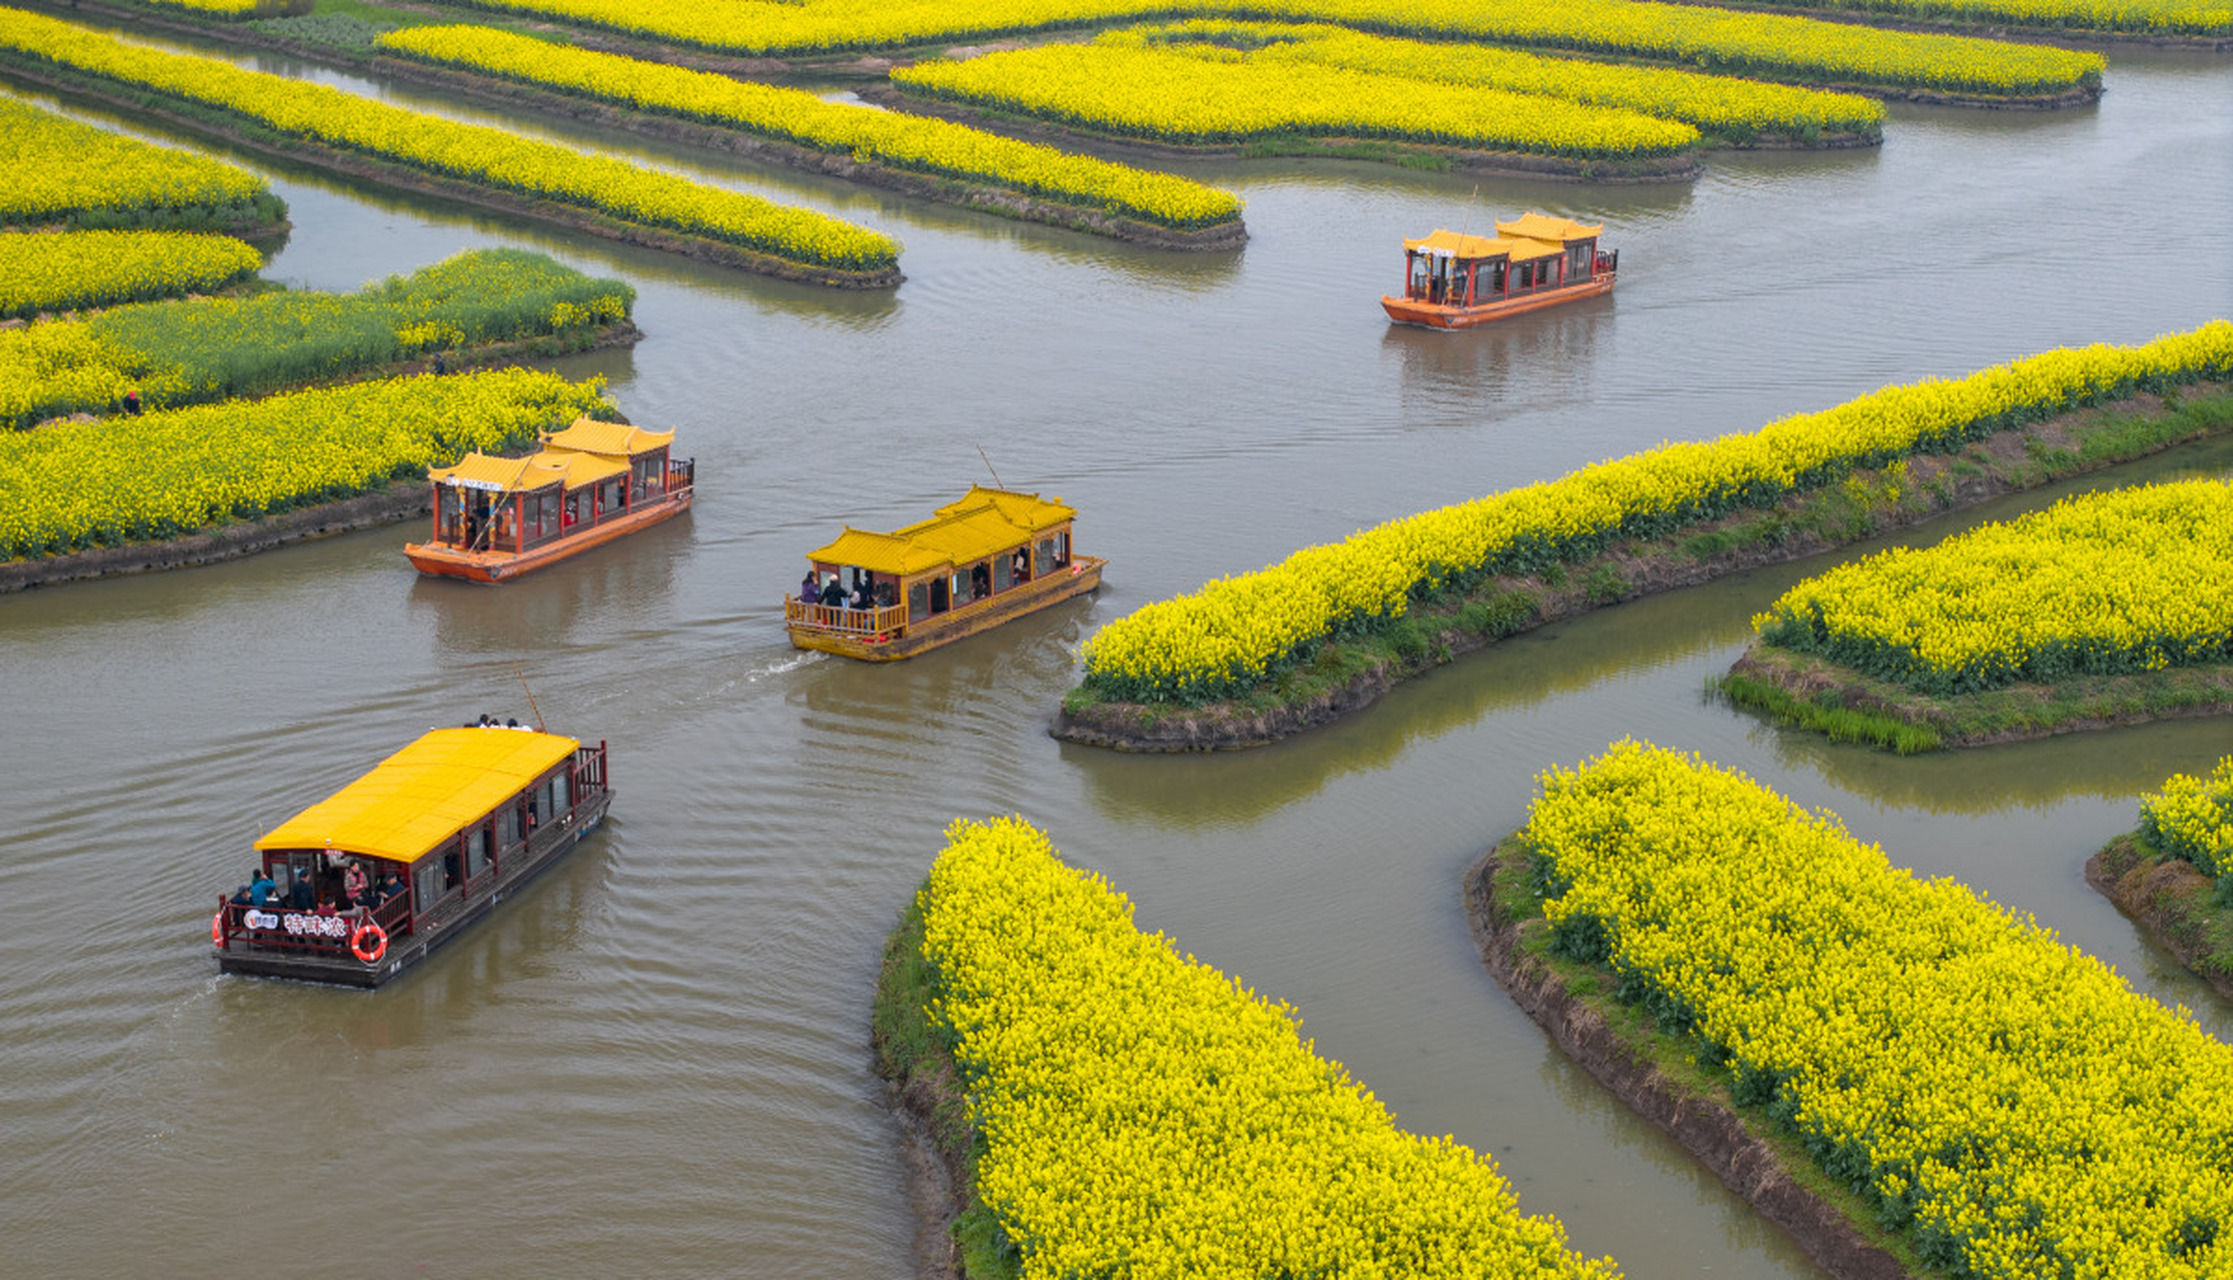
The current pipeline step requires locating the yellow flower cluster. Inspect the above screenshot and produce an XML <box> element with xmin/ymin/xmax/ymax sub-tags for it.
<box><xmin>142</xmin><ymin>0</ymin><xmax>261</xmax><ymax>12</ymax></box>
<box><xmin>0</xmin><ymin>229</ymin><xmax>261</xmax><ymax>319</ymax></box>
<box><xmin>437</xmin><ymin>0</ymin><xmax>2105</xmax><ymax>94</ymax></box>
<box><xmin>1113</xmin><ymin>21</ymin><xmax>1883</xmax><ymax>141</ymax></box>
<box><xmin>1755</xmin><ymin>479</ymin><xmax>2233</xmax><ymax>694</ymax></box>
<box><xmin>0</xmin><ymin>368</ymin><xmax>609</xmax><ymax>560</ymax></box>
<box><xmin>0</xmin><ymin>10</ymin><xmax>898</xmax><ymax>273</ymax></box>
<box><xmin>894</xmin><ymin>41</ymin><xmax>1701</xmax><ymax>158</ymax></box>
<box><xmin>919</xmin><ymin>816</ymin><xmax>1621</xmax><ymax>1280</ymax></box>
<box><xmin>0</xmin><ymin>90</ymin><xmax>267</xmax><ymax>226</ymax></box>
<box><xmin>1530</xmin><ymin>740</ymin><xmax>2233</xmax><ymax>1280</ymax></box>
<box><xmin>2139</xmin><ymin>756</ymin><xmax>2233</xmax><ymax>876</ymax></box>
<box><xmin>375</xmin><ymin>26</ymin><xmax>1241</xmax><ymax>230</ymax></box>
<box><xmin>1079</xmin><ymin>320</ymin><xmax>2233</xmax><ymax>703</ymax></box>
<box><xmin>1731</xmin><ymin>0</ymin><xmax>2227</xmax><ymax>38</ymax></box>
<box><xmin>0</xmin><ymin>247</ymin><xmax>633</xmax><ymax>429</ymax></box>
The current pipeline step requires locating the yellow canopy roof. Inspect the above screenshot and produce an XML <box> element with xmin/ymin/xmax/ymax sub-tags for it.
<box><xmin>808</xmin><ymin>486</ymin><xmax>1076</xmax><ymax>579</ymax></box>
<box><xmin>428</xmin><ymin>446</ymin><xmax>628</xmax><ymax>495</ymax></box>
<box><xmin>542</xmin><ymin>417</ymin><xmax>674</xmax><ymax>459</ymax></box>
<box><xmin>1404</xmin><ymin>228</ymin><xmax>1506</xmax><ymax>260</ymax></box>
<box><xmin>254</xmin><ymin>728</ymin><xmax>578</xmax><ymax>865</ymax></box>
<box><xmin>1494</xmin><ymin>212</ymin><xmax>1603</xmax><ymax>243</ymax></box>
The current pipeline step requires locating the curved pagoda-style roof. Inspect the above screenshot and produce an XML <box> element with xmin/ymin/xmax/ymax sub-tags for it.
<box><xmin>808</xmin><ymin>485</ymin><xmax>1075</xmax><ymax>579</ymax></box>
<box><xmin>1405</xmin><ymin>213</ymin><xmax>1603</xmax><ymax>265</ymax></box>
<box><xmin>255</xmin><ymin>727</ymin><xmax>579</xmax><ymax>866</ymax></box>
<box><xmin>540</xmin><ymin>417</ymin><xmax>674</xmax><ymax>459</ymax></box>
<box><xmin>429</xmin><ymin>449</ymin><xmax>627</xmax><ymax>495</ymax></box>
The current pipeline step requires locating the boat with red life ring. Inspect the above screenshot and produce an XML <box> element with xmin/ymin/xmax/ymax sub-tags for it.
<box><xmin>211</xmin><ymin>723</ymin><xmax>611</xmax><ymax>987</ymax></box>
<box><xmin>1381</xmin><ymin>212</ymin><xmax>1617</xmax><ymax>330</ymax></box>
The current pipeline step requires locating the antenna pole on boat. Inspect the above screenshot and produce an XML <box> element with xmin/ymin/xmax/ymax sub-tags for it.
<box><xmin>514</xmin><ymin>664</ymin><xmax>546</xmax><ymax>734</ymax></box>
<box><xmin>975</xmin><ymin>443</ymin><xmax>1005</xmax><ymax>491</ymax></box>
<box><xmin>1457</xmin><ymin>183</ymin><xmax>1480</xmax><ymax>241</ymax></box>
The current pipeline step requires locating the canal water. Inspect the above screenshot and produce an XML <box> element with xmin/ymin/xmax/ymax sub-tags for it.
<box><xmin>2</xmin><ymin>28</ymin><xmax>2230</xmax><ymax>1278</ymax></box>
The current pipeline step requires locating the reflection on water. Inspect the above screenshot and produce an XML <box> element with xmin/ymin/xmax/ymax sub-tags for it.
<box><xmin>1382</xmin><ymin>301</ymin><xmax>1617</xmax><ymax>428</ymax></box>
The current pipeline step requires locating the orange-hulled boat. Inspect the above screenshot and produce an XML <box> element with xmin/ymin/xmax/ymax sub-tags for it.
<box><xmin>784</xmin><ymin>485</ymin><xmax>1102</xmax><ymax>661</ymax></box>
<box><xmin>406</xmin><ymin>417</ymin><xmax>694</xmax><ymax>582</ymax></box>
<box><xmin>1381</xmin><ymin>213</ymin><xmax>1616</xmax><ymax>330</ymax></box>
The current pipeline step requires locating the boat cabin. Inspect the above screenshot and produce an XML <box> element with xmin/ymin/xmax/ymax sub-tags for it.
<box><xmin>409</xmin><ymin>418</ymin><xmax>695</xmax><ymax>581</ymax></box>
<box><xmin>212</xmin><ymin>725</ymin><xmax>612</xmax><ymax>986</ymax></box>
<box><xmin>784</xmin><ymin>485</ymin><xmax>1104</xmax><ymax>660</ymax></box>
<box><xmin>1386</xmin><ymin>213</ymin><xmax>1617</xmax><ymax>329</ymax></box>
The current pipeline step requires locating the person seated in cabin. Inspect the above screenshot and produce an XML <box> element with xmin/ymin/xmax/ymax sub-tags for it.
<box><xmin>971</xmin><ymin>563</ymin><xmax>991</xmax><ymax>601</ymax></box>
<box><xmin>379</xmin><ymin>871</ymin><xmax>407</xmax><ymax>906</ymax></box>
<box><xmin>819</xmin><ymin>574</ymin><xmax>847</xmax><ymax>608</ymax></box>
<box><xmin>1012</xmin><ymin>549</ymin><xmax>1029</xmax><ymax>584</ymax></box>
<box><xmin>249</xmin><ymin>868</ymin><xmax>277</xmax><ymax>907</ymax></box>
<box><xmin>799</xmin><ymin>570</ymin><xmax>819</xmax><ymax>603</ymax></box>
<box><xmin>850</xmin><ymin>579</ymin><xmax>874</xmax><ymax>610</ymax></box>
<box><xmin>875</xmin><ymin>581</ymin><xmax>896</xmax><ymax>608</ymax></box>
<box><xmin>288</xmin><ymin>869</ymin><xmax>315</xmax><ymax>911</ymax></box>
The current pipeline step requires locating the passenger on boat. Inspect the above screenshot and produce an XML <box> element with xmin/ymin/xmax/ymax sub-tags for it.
<box><xmin>288</xmin><ymin>870</ymin><xmax>315</xmax><ymax>911</ymax></box>
<box><xmin>1013</xmin><ymin>549</ymin><xmax>1030</xmax><ymax>583</ymax></box>
<box><xmin>249</xmin><ymin>869</ymin><xmax>276</xmax><ymax>907</ymax></box>
<box><xmin>971</xmin><ymin>563</ymin><xmax>991</xmax><ymax>600</ymax></box>
<box><xmin>799</xmin><ymin>570</ymin><xmax>819</xmax><ymax>603</ymax></box>
<box><xmin>850</xmin><ymin>578</ymin><xmax>873</xmax><ymax>610</ymax></box>
<box><xmin>819</xmin><ymin>574</ymin><xmax>847</xmax><ymax>608</ymax></box>
<box><xmin>229</xmin><ymin>878</ymin><xmax>255</xmax><ymax>907</ymax></box>
<box><xmin>379</xmin><ymin>871</ymin><xmax>407</xmax><ymax>905</ymax></box>
<box><xmin>342</xmin><ymin>859</ymin><xmax>368</xmax><ymax>910</ymax></box>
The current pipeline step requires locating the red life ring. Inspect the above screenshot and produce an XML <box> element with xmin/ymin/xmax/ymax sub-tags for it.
<box><xmin>349</xmin><ymin>922</ymin><xmax>389</xmax><ymax>964</ymax></box>
<box><xmin>211</xmin><ymin>911</ymin><xmax>224</xmax><ymax>947</ymax></box>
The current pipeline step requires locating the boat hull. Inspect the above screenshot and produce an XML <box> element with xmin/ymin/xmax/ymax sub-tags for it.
<box><xmin>214</xmin><ymin>790</ymin><xmax>612</xmax><ymax>988</ymax></box>
<box><xmin>405</xmin><ymin>490</ymin><xmax>691</xmax><ymax>582</ymax></box>
<box><xmin>788</xmin><ymin>556</ymin><xmax>1104</xmax><ymax>661</ymax></box>
<box><xmin>1381</xmin><ymin>274</ymin><xmax>1615</xmax><ymax>330</ymax></box>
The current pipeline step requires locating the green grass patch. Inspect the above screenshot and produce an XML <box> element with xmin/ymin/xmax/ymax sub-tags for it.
<box><xmin>1715</xmin><ymin>669</ymin><xmax>1942</xmax><ymax>753</ymax></box>
<box><xmin>2093</xmin><ymin>834</ymin><xmax>2233</xmax><ymax>983</ymax></box>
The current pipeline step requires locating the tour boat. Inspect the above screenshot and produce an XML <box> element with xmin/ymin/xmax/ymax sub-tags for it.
<box><xmin>210</xmin><ymin>725</ymin><xmax>612</xmax><ymax>987</ymax></box>
<box><xmin>1381</xmin><ymin>213</ymin><xmax>1617</xmax><ymax>330</ymax></box>
<box><xmin>784</xmin><ymin>485</ymin><xmax>1103</xmax><ymax>661</ymax></box>
<box><xmin>405</xmin><ymin>417</ymin><xmax>694</xmax><ymax>582</ymax></box>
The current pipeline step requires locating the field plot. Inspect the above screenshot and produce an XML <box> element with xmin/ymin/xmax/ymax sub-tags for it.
<box><xmin>0</xmin><ymin>228</ymin><xmax>261</xmax><ymax>318</ymax></box>
<box><xmin>0</xmin><ymin>368</ymin><xmax>610</xmax><ymax>559</ymax></box>
<box><xmin>427</xmin><ymin>0</ymin><xmax>2105</xmax><ymax>98</ymax></box>
<box><xmin>0</xmin><ymin>9</ymin><xmax>901</xmax><ymax>282</ymax></box>
<box><xmin>888</xmin><ymin>815</ymin><xmax>1621</xmax><ymax>1280</ymax></box>
<box><xmin>890</xmin><ymin>40</ymin><xmax>1702</xmax><ymax>168</ymax></box>
<box><xmin>0</xmin><ymin>248</ymin><xmax>633</xmax><ymax>429</ymax></box>
<box><xmin>1523</xmin><ymin>740</ymin><xmax>2233</xmax><ymax>1280</ymax></box>
<box><xmin>373</xmin><ymin>25</ymin><xmax>1243</xmax><ymax>234</ymax></box>
<box><xmin>0</xmin><ymin>89</ymin><xmax>277</xmax><ymax>230</ymax></box>
<box><xmin>1102</xmin><ymin>21</ymin><xmax>1884</xmax><ymax>144</ymax></box>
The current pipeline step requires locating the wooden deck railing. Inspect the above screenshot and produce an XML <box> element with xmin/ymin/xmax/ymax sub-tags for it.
<box><xmin>785</xmin><ymin>598</ymin><xmax>910</xmax><ymax>635</ymax></box>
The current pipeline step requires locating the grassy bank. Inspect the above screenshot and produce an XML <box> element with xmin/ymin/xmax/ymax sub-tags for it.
<box><xmin>870</xmin><ymin>888</ymin><xmax>1014</xmax><ymax>1279</ymax></box>
<box><xmin>2089</xmin><ymin>833</ymin><xmax>2233</xmax><ymax>997</ymax></box>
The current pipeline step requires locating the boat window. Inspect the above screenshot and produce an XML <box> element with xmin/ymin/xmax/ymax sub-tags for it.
<box><xmin>909</xmin><ymin>582</ymin><xmax>930</xmax><ymax>622</ymax></box>
<box><xmin>1055</xmin><ymin>531</ymin><xmax>1070</xmax><ymax>566</ymax></box>
<box><xmin>466</xmin><ymin>825</ymin><xmax>489</xmax><ymax>878</ymax></box>
<box><xmin>993</xmin><ymin>550</ymin><xmax>1015</xmax><ymax>593</ymax></box>
<box><xmin>438</xmin><ymin>487</ymin><xmax>463</xmax><ymax>543</ymax></box>
<box><xmin>929</xmin><ymin>577</ymin><xmax>950</xmax><ymax>614</ymax></box>
<box><xmin>965</xmin><ymin>561</ymin><xmax>991</xmax><ymax>603</ymax></box>
<box><xmin>552</xmin><ymin>771</ymin><xmax>570</xmax><ymax>818</ymax></box>
<box><xmin>415</xmin><ymin>853</ymin><xmax>449</xmax><ymax>908</ymax></box>
<box><xmin>1034</xmin><ymin>537</ymin><xmax>1057</xmax><ymax>576</ymax></box>
<box><xmin>497</xmin><ymin>805</ymin><xmax>520</xmax><ymax>850</ymax></box>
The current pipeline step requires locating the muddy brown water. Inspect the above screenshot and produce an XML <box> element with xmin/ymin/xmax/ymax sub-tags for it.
<box><xmin>1</xmin><ymin>26</ymin><xmax>2229</xmax><ymax>1280</ymax></box>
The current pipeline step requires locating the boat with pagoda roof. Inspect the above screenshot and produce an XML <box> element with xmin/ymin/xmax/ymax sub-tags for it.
<box><xmin>210</xmin><ymin>724</ymin><xmax>611</xmax><ymax>987</ymax></box>
<box><xmin>1381</xmin><ymin>212</ymin><xmax>1617</xmax><ymax>330</ymax></box>
<box><xmin>405</xmin><ymin>417</ymin><xmax>694</xmax><ymax>582</ymax></box>
<box><xmin>785</xmin><ymin>485</ymin><xmax>1103</xmax><ymax>661</ymax></box>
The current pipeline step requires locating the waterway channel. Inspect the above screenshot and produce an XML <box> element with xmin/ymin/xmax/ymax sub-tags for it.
<box><xmin>1</xmin><ymin>27</ymin><xmax>2229</xmax><ymax>1279</ymax></box>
